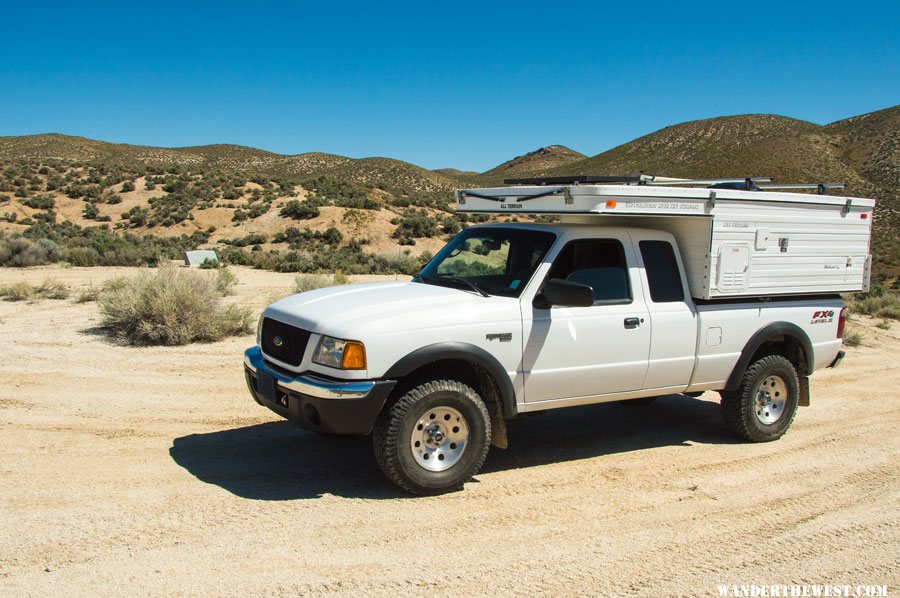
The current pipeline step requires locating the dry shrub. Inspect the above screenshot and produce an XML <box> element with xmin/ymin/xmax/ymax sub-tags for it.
<box><xmin>215</xmin><ymin>267</ymin><xmax>238</xmax><ymax>296</ymax></box>
<box><xmin>842</xmin><ymin>329</ymin><xmax>864</xmax><ymax>347</ymax></box>
<box><xmin>0</xmin><ymin>236</ymin><xmax>61</xmax><ymax>267</ymax></box>
<box><xmin>99</xmin><ymin>266</ymin><xmax>252</xmax><ymax>345</ymax></box>
<box><xmin>36</xmin><ymin>279</ymin><xmax>69</xmax><ymax>299</ymax></box>
<box><xmin>294</xmin><ymin>273</ymin><xmax>346</xmax><ymax>293</ymax></box>
<box><xmin>0</xmin><ymin>281</ymin><xmax>35</xmax><ymax>301</ymax></box>
<box><xmin>848</xmin><ymin>292</ymin><xmax>900</xmax><ymax>320</ymax></box>
<box><xmin>75</xmin><ymin>285</ymin><xmax>101</xmax><ymax>303</ymax></box>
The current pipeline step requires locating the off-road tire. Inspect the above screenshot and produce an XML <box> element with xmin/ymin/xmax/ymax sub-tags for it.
<box><xmin>373</xmin><ymin>379</ymin><xmax>491</xmax><ymax>495</ymax></box>
<box><xmin>720</xmin><ymin>354</ymin><xmax>799</xmax><ymax>442</ymax></box>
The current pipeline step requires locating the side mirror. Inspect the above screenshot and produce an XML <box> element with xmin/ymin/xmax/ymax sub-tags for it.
<box><xmin>534</xmin><ymin>278</ymin><xmax>594</xmax><ymax>308</ymax></box>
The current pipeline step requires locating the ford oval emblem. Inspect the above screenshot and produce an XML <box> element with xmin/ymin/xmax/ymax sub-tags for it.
<box><xmin>273</xmin><ymin>336</ymin><xmax>284</xmax><ymax>347</ymax></box>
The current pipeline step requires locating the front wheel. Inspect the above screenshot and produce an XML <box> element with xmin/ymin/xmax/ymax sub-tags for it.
<box><xmin>373</xmin><ymin>379</ymin><xmax>491</xmax><ymax>495</ymax></box>
<box><xmin>720</xmin><ymin>354</ymin><xmax>799</xmax><ymax>442</ymax></box>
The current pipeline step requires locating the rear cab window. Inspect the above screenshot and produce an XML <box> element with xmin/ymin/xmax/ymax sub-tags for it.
<box><xmin>639</xmin><ymin>240</ymin><xmax>685</xmax><ymax>302</ymax></box>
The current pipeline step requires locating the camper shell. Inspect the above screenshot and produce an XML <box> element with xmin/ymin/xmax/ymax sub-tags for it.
<box><xmin>455</xmin><ymin>176</ymin><xmax>874</xmax><ymax>299</ymax></box>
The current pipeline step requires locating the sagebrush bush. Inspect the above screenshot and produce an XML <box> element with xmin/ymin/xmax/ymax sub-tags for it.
<box><xmin>280</xmin><ymin>199</ymin><xmax>320</xmax><ymax>220</ymax></box>
<box><xmin>842</xmin><ymin>329</ymin><xmax>864</xmax><ymax>347</ymax></box>
<box><xmin>848</xmin><ymin>292</ymin><xmax>900</xmax><ymax>320</ymax></box>
<box><xmin>99</xmin><ymin>266</ymin><xmax>252</xmax><ymax>345</ymax></box>
<box><xmin>0</xmin><ymin>236</ymin><xmax>61</xmax><ymax>267</ymax></box>
<box><xmin>215</xmin><ymin>267</ymin><xmax>238</xmax><ymax>296</ymax></box>
<box><xmin>64</xmin><ymin>246</ymin><xmax>100</xmax><ymax>267</ymax></box>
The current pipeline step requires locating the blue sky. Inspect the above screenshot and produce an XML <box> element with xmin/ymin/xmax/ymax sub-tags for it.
<box><xmin>1</xmin><ymin>0</ymin><xmax>898</xmax><ymax>171</ymax></box>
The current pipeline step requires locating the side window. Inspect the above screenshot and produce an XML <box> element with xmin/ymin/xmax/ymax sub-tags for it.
<box><xmin>547</xmin><ymin>239</ymin><xmax>631</xmax><ymax>304</ymax></box>
<box><xmin>639</xmin><ymin>240</ymin><xmax>685</xmax><ymax>302</ymax></box>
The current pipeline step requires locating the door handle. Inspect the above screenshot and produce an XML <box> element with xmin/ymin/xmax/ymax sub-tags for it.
<box><xmin>624</xmin><ymin>317</ymin><xmax>641</xmax><ymax>329</ymax></box>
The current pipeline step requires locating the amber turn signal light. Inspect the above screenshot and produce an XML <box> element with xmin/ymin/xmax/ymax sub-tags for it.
<box><xmin>341</xmin><ymin>341</ymin><xmax>366</xmax><ymax>369</ymax></box>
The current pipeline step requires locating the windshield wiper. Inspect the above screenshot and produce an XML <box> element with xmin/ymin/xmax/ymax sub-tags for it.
<box><xmin>415</xmin><ymin>274</ymin><xmax>489</xmax><ymax>297</ymax></box>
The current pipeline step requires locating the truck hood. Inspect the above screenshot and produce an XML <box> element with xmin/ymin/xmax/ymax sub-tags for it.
<box><xmin>263</xmin><ymin>281</ymin><xmax>518</xmax><ymax>339</ymax></box>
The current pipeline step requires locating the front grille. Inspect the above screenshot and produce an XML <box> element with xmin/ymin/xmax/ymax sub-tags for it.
<box><xmin>261</xmin><ymin>318</ymin><xmax>311</xmax><ymax>366</ymax></box>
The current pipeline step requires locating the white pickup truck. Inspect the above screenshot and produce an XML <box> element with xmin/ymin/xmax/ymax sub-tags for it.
<box><xmin>243</xmin><ymin>177</ymin><xmax>873</xmax><ymax>494</ymax></box>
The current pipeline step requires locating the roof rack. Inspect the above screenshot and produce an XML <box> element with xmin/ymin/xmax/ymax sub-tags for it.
<box><xmin>503</xmin><ymin>175</ymin><xmax>846</xmax><ymax>195</ymax></box>
<box><xmin>503</xmin><ymin>176</ymin><xmax>642</xmax><ymax>185</ymax></box>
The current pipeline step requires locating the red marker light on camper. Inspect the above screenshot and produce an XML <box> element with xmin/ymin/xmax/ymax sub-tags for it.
<box><xmin>606</xmin><ymin>200</ymin><xmax>617</xmax><ymax>209</ymax></box>
<box><xmin>861</xmin><ymin>213</ymin><xmax>868</xmax><ymax>219</ymax></box>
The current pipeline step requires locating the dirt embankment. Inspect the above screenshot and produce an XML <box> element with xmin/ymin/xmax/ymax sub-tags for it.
<box><xmin>0</xmin><ymin>266</ymin><xmax>897</xmax><ymax>596</ymax></box>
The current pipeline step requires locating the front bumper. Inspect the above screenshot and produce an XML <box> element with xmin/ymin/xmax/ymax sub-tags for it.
<box><xmin>243</xmin><ymin>346</ymin><xmax>396</xmax><ymax>435</ymax></box>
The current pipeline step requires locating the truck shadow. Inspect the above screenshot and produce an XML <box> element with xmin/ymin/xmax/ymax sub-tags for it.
<box><xmin>169</xmin><ymin>394</ymin><xmax>737</xmax><ymax>501</ymax></box>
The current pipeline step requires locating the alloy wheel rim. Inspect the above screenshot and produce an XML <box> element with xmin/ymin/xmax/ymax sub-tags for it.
<box><xmin>755</xmin><ymin>375</ymin><xmax>788</xmax><ymax>425</ymax></box>
<box><xmin>410</xmin><ymin>406</ymin><xmax>469</xmax><ymax>471</ymax></box>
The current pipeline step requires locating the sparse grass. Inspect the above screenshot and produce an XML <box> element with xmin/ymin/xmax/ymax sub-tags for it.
<box><xmin>294</xmin><ymin>273</ymin><xmax>343</xmax><ymax>293</ymax></box>
<box><xmin>842</xmin><ymin>329</ymin><xmax>864</xmax><ymax>347</ymax></box>
<box><xmin>75</xmin><ymin>285</ymin><xmax>101</xmax><ymax>303</ymax></box>
<box><xmin>875</xmin><ymin>320</ymin><xmax>892</xmax><ymax>330</ymax></box>
<box><xmin>0</xmin><ymin>279</ymin><xmax>69</xmax><ymax>301</ymax></box>
<box><xmin>99</xmin><ymin>266</ymin><xmax>252</xmax><ymax>345</ymax></box>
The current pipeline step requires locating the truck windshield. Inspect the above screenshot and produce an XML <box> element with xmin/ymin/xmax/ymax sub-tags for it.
<box><xmin>416</xmin><ymin>227</ymin><xmax>556</xmax><ymax>298</ymax></box>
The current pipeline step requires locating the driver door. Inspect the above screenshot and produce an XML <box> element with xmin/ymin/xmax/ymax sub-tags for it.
<box><xmin>520</xmin><ymin>233</ymin><xmax>652</xmax><ymax>407</ymax></box>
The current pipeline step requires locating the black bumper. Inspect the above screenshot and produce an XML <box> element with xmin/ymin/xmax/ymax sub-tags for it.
<box><xmin>243</xmin><ymin>347</ymin><xmax>396</xmax><ymax>435</ymax></box>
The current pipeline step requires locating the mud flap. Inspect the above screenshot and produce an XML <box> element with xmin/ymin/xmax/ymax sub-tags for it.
<box><xmin>489</xmin><ymin>400</ymin><xmax>508</xmax><ymax>449</ymax></box>
<box><xmin>799</xmin><ymin>375</ymin><xmax>810</xmax><ymax>407</ymax></box>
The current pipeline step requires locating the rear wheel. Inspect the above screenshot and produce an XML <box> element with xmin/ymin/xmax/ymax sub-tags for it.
<box><xmin>720</xmin><ymin>354</ymin><xmax>799</xmax><ymax>442</ymax></box>
<box><xmin>373</xmin><ymin>379</ymin><xmax>491</xmax><ymax>495</ymax></box>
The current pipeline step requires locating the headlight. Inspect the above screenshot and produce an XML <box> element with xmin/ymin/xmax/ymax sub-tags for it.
<box><xmin>256</xmin><ymin>315</ymin><xmax>264</xmax><ymax>346</ymax></box>
<box><xmin>313</xmin><ymin>336</ymin><xmax>367</xmax><ymax>370</ymax></box>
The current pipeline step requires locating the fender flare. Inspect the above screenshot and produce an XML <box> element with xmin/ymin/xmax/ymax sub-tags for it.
<box><xmin>383</xmin><ymin>342</ymin><xmax>517</xmax><ymax>418</ymax></box>
<box><xmin>725</xmin><ymin>322</ymin><xmax>814</xmax><ymax>391</ymax></box>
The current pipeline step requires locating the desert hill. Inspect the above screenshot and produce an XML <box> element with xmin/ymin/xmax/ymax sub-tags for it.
<box><xmin>0</xmin><ymin>105</ymin><xmax>896</xmax><ymax>279</ymax></box>
<box><xmin>477</xmin><ymin>145</ymin><xmax>587</xmax><ymax>184</ymax></box>
<box><xmin>0</xmin><ymin>134</ymin><xmax>458</xmax><ymax>194</ymax></box>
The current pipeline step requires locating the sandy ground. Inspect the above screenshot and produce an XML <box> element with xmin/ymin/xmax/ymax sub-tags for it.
<box><xmin>0</xmin><ymin>265</ymin><xmax>898</xmax><ymax>597</ymax></box>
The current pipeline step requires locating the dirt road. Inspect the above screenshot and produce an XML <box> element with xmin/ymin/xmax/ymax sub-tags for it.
<box><xmin>1</xmin><ymin>266</ymin><xmax>898</xmax><ymax>596</ymax></box>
